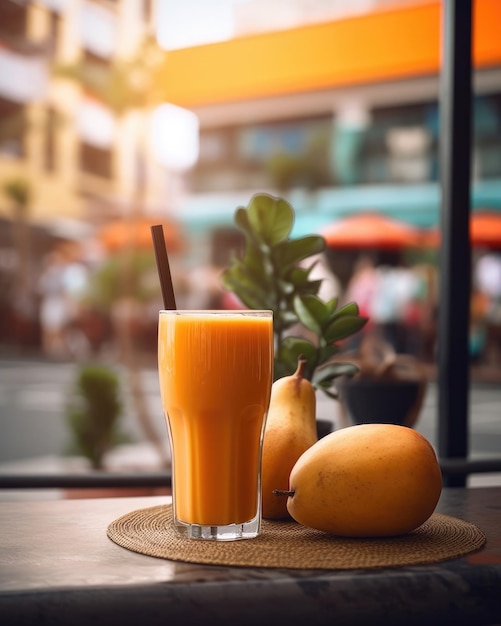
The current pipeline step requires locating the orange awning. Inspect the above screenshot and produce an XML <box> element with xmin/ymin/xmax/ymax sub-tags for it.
<box><xmin>98</xmin><ymin>216</ymin><xmax>184</xmax><ymax>254</ymax></box>
<box><xmin>322</xmin><ymin>212</ymin><xmax>423</xmax><ymax>250</ymax></box>
<box><xmin>157</xmin><ymin>0</ymin><xmax>501</xmax><ymax>108</ymax></box>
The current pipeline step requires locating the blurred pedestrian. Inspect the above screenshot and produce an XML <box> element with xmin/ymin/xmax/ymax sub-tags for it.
<box><xmin>184</xmin><ymin>264</ymin><xmax>225</xmax><ymax>309</ymax></box>
<box><xmin>343</xmin><ymin>255</ymin><xmax>377</xmax><ymax>319</ymax></box>
<box><xmin>470</xmin><ymin>287</ymin><xmax>489</xmax><ymax>363</ymax></box>
<box><xmin>37</xmin><ymin>250</ymin><xmax>70</xmax><ymax>358</ymax></box>
<box><xmin>474</xmin><ymin>252</ymin><xmax>501</xmax><ymax>365</ymax></box>
<box><xmin>340</xmin><ymin>255</ymin><xmax>377</xmax><ymax>350</ymax></box>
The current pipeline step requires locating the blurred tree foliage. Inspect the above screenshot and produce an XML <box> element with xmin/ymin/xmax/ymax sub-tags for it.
<box><xmin>3</xmin><ymin>176</ymin><xmax>31</xmax><ymax>209</ymax></box>
<box><xmin>83</xmin><ymin>250</ymin><xmax>159</xmax><ymax>311</ymax></box>
<box><xmin>53</xmin><ymin>35</ymin><xmax>164</xmax><ymax>113</ymax></box>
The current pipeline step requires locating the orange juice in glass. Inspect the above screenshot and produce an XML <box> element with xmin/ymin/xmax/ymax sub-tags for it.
<box><xmin>158</xmin><ymin>310</ymin><xmax>273</xmax><ymax>540</ymax></box>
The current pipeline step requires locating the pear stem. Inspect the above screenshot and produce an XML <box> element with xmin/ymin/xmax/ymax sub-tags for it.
<box><xmin>295</xmin><ymin>355</ymin><xmax>307</xmax><ymax>379</ymax></box>
<box><xmin>272</xmin><ymin>489</ymin><xmax>295</xmax><ymax>498</ymax></box>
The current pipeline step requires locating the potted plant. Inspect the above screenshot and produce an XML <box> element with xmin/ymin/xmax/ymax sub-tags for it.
<box><xmin>334</xmin><ymin>334</ymin><xmax>428</xmax><ymax>428</ymax></box>
<box><xmin>221</xmin><ymin>193</ymin><xmax>367</xmax><ymax>399</ymax></box>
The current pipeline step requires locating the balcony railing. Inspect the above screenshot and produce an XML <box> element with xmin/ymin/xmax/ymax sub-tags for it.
<box><xmin>0</xmin><ymin>471</ymin><xmax>172</xmax><ymax>491</ymax></box>
<box><xmin>1</xmin><ymin>460</ymin><xmax>500</xmax><ymax>493</ymax></box>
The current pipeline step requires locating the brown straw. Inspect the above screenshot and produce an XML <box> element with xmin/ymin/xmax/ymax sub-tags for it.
<box><xmin>151</xmin><ymin>225</ymin><xmax>177</xmax><ymax>309</ymax></box>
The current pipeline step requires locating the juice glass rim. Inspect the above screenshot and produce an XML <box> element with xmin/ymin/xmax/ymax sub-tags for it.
<box><xmin>159</xmin><ymin>309</ymin><xmax>273</xmax><ymax>315</ymax></box>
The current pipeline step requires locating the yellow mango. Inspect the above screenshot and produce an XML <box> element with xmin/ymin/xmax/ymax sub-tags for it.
<box><xmin>284</xmin><ymin>423</ymin><xmax>442</xmax><ymax>537</ymax></box>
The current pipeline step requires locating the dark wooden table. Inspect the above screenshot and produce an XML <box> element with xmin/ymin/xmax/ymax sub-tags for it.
<box><xmin>1</xmin><ymin>487</ymin><xmax>500</xmax><ymax>625</ymax></box>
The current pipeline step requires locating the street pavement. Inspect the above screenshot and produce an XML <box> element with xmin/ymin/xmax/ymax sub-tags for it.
<box><xmin>0</xmin><ymin>356</ymin><xmax>500</xmax><ymax>488</ymax></box>
<box><xmin>0</xmin><ymin>357</ymin><xmax>168</xmax><ymax>466</ymax></box>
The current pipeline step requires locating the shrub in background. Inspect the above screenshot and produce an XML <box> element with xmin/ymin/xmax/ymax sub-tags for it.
<box><xmin>65</xmin><ymin>364</ymin><xmax>129</xmax><ymax>469</ymax></box>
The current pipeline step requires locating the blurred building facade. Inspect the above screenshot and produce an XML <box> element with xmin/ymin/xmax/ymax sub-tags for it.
<box><xmin>0</xmin><ymin>0</ymin><xmax>178</xmax><ymax>352</ymax></box>
<box><xmin>2</xmin><ymin>0</ymin><xmax>500</xmax><ymax>258</ymax></box>
<box><xmin>157</xmin><ymin>0</ymin><xmax>501</xmax><ymax>252</ymax></box>
<box><xmin>0</xmin><ymin>0</ymin><xmax>165</xmax><ymax>233</ymax></box>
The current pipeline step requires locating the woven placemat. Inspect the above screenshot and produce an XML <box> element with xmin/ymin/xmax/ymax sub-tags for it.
<box><xmin>107</xmin><ymin>504</ymin><xmax>486</xmax><ymax>570</ymax></box>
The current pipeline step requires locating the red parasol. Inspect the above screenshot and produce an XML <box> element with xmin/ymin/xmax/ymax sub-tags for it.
<box><xmin>321</xmin><ymin>212</ymin><xmax>423</xmax><ymax>249</ymax></box>
<box><xmin>98</xmin><ymin>215</ymin><xmax>184</xmax><ymax>254</ymax></box>
<box><xmin>470</xmin><ymin>211</ymin><xmax>501</xmax><ymax>248</ymax></box>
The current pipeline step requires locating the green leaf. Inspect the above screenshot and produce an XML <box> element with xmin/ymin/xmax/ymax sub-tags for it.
<box><xmin>299</xmin><ymin>279</ymin><xmax>323</xmax><ymax>296</ymax></box>
<box><xmin>242</xmin><ymin>245</ymin><xmax>272</xmax><ymax>283</ymax></box>
<box><xmin>278</xmin><ymin>336</ymin><xmax>317</xmax><ymax>379</ymax></box>
<box><xmin>325</xmin><ymin>297</ymin><xmax>339</xmax><ymax>314</ymax></box>
<box><xmin>234</xmin><ymin>206</ymin><xmax>252</xmax><ymax>236</ymax></box>
<box><xmin>314</xmin><ymin>384</ymin><xmax>339</xmax><ymax>400</ymax></box>
<box><xmin>273</xmin><ymin>235</ymin><xmax>325</xmax><ymax>268</ymax></box>
<box><xmin>247</xmin><ymin>193</ymin><xmax>293</xmax><ymax>245</ymax></box>
<box><xmin>221</xmin><ymin>266</ymin><xmax>275</xmax><ymax>309</ymax></box>
<box><xmin>317</xmin><ymin>343</ymin><xmax>341</xmax><ymax>363</ymax></box>
<box><xmin>311</xmin><ymin>361</ymin><xmax>360</xmax><ymax>387</ymax></box>
<box><xmin>287</xmin><ymin>266</ymin><xmax>311</xmax><ymax>287</ymax></box>
<box><xmin>240</xmin><ymin>290</ymin><xmax>272</xmax><ymax>311</ymax></box>
<box><xmin>293</xmin><ymin>294</ymin><xmax>329</xmax><ymax>334</ymax></box>
<box><xmin>324</xmin><ymin>315</ymin><xmax>368</xmax><ymax>343</ymax></box>
<box><xmin>331</xmin><ymin>301</ymin><xmax>360</xmax><ymax>319</ymax></box>
<box><xmin>284</xmin><ymin>268</ymin><xmax>323</xmax><ymax>298</ymax></box>
<box><xmin>234</xmin><ymin>207</ymin><xmax>264</xmax><ymax>249</ymax></box>
<box><xmin>226</xmin><ymin>257</ymin><xmax>270</xmax><ymax>293</ymax></box>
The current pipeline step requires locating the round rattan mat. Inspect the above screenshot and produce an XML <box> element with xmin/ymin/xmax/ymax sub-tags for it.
<box><xmin>107</xmin><ymin>504</ymin><xmax>486</xmax><ymax>570</ymax></box>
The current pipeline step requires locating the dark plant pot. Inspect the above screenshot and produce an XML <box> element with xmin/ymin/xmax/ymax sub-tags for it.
<box><xmin>316</xmin><ymin>418</ymin><xmax>333</xmax><ymax>439</ymax></box>
<box><xmin>336</xmin><ymin>377</ymin><xmax>426</xmax><ymax>428</ymax></box>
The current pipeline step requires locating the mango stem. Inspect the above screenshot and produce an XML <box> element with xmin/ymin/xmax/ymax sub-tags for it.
<box><xmin>272</xmin><ymin>489</ymin><xmax>295</xmax><ymax>497</ymax></box>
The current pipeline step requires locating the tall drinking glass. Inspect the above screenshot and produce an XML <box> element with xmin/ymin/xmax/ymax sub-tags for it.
<box><xmin>158</xmin><ymin>310</ymin><xmax>273</xmax><ymax>540</ymax></box>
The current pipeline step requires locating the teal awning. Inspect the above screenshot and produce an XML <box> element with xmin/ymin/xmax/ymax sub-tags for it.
<box><xmin>178</xmin><ymin>179</ymin><xmax>501</xmax><ymax>237</ymax></box>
